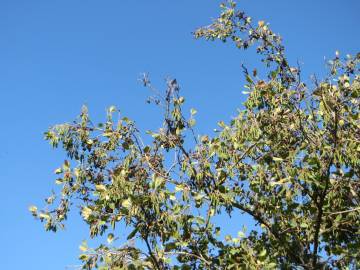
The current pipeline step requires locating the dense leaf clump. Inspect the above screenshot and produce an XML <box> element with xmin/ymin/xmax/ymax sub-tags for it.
<box><xmin>31</xmin><ymin>1</ymin><xmax>360</xmax><ymax>269</ymax></box>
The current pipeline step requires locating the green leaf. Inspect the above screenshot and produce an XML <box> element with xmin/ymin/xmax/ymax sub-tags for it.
<box><xmin>79</xmin><ymin>241</ymin><xmax>88</xmax><ymax>252</ymax></box>
<box><xmin>81</xmin><ymin>207</ymin><xmax>92</xmax><ymax>220</ymax></box>
<box><xmin>108</xmin><ymin>106</ymin><xmax>117</xmax><ymax>113</ymax></box>
<box><xmin>190</xmin><ymin>108</ymin><xmax>197</xmax><ymax>115</ymax></box>
<box><xmin>39</xmin><ymin>213</ymin><xmax>50</xmax><ymax>220</ymax></box>
<box><xmin>188</xmin><ymin>118</ymin><xmax>196</xmax><ymax>127</ymax></box>
<box><xmin>63</xmin><ymin>160</ymin><xmax>70</xmax><ymax>170</ymax></box>
<box><xmin>152</xmin><ymin>175</ymin><xmax>164</xmax><ymax>190</ymax></box>
<box><xmin>29</xmin><ymin>205</ymin><xmax>38</xmax><ymax>214</ymax></box>
<box><xmin>194</xmin><ymin>193</ymin><xmax>205</xmax><ymax>201</ymax></box>
<box><xmin>107</xmin><ymin>233</ymin><xmax>114</xmax><ymax>244</ymax></box>
<box><xmin>175</xmin><ymin>184</ymin><xmax>184</xmax><ymax>192</ymax></box>
<box><xmin>122</xmin><ymin>199</ymin><xmax>132</xmax><ymax>209</ymax></box>
<box><xmin>103</xmin><ymin>132</ymin><xmax>113</xmax><ymax>137</ymax></box>
<box><xmin>127</xmin><ymin>227</ymin><xmax>139</xmax><ymax>240</ymax></box>
<box><xmin>54</xmin><ymin>168</ymin><xmax>62</xmax><ymax>174</ymax></box>
<box><xmin>267</xmin><ymin>262</ymin><xmax>277</xmax><ymax>268</ymax></box>
<box><xmin>237</xmin><ymin>231</ymin><xmax>245</xmax><ymax>238</ymax></box>
<box><xmin>95</xmin><ymin>184</ymin><xmax>107</xmax><ymax>192</ymax></box>
<box><xmin>259</xmin><ymin>249</ymin><xmax>267</xmax><ymax>258</ymax></box>
<box><xmin>270</xmin><ymin>178</ymin><xmax>289</xmax><ymax>186</ymax></box>
<box><xmin>164</xmin><ymin>242</ymin><xmax>177</xmax><ymax>252</ymax></box>
<box><xmin>246</xmin><ymin>75</ymin><xmax>253</xmax><ymax>84</ymax></box>
<box><xmin>55</xmin><ymin>178</ymin><xmax>63</xmax><ymax>185</ymax></box>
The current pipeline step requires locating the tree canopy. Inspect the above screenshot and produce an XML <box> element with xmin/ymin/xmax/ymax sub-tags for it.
<box><xmin>30</xmin><ymin>1</ymin><xmax>360</xmax><ymax>269</ymax></box>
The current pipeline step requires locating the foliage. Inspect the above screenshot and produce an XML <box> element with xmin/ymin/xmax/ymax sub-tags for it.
<box><xmin>31</xmin><ymin>1</ymin><xmax>360</xmax><ymax>269</ymax></box>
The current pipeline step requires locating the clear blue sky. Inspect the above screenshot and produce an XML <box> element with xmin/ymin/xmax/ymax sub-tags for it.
<box><xmin>0</xmin><ymin>0</ymin><xmax>359</xmax><ymax>269</ymax></box>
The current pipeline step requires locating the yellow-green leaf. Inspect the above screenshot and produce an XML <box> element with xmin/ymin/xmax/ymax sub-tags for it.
<box><xmin>95</xmin><ymin>184</ymin><xmax>107</xmax><ymax>192</ymax></box>
<box><xmin>29</xmin><ymin>205</ymin><xmax>38</xmax><ymax>213</ymax></box>
<box><xmin>54</xmin><ymin>168</ymin><xmax>62</xmax><ymax>174</ymax></box>
<box><xmin>122</xmin><ymin>199</ymin><xmax>132</xmax><ymax>209</ymax></box>
<box><xmin>81</xmin><ymin>207</ymin><xmax>92</xmax><ymax>220</ymax></box>
<box><xmin>107</xmin><ymin>233</ymin><xmax>114</xmax><ymax>244</ymax></box>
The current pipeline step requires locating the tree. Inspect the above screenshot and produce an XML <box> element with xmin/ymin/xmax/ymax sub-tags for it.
<box><xmin>30</xmin><ymin>1</ymin><xmax>360</xmax><ymax>269</ymax></box>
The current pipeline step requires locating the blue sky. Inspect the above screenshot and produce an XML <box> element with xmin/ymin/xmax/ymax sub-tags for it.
<box><xmin>0</xmin><ymin>0</ymin><xmax>359</xmax><ymax>269</ymax></box>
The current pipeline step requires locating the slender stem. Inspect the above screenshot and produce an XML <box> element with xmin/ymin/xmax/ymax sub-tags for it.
<box><xmin>312</xmin><ymin>108</ymin><xmax>338</xmax><ymax>267</ymax></box>
<box><xmin>144</xmin><ymin>235</ymin><xmax>161</xmax><ymax>270</ymax></box>
<box><xmin>164</xmin><ymin>251</ymin><xmax>216</xmax><ymax>268</ymax></box>
<box><xmin>230</xmin><ymin>200</ymin><xmax>305</xmax><ymax>266</ymax></box>
<box><xmin>325</xmin><ymin>207</ymin><xmax>360</xmax><ymax>216</ymax></box>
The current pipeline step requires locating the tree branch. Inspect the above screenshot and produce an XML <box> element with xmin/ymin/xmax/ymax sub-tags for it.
<box><xmin>144</xmin><ymin>234</ymin><xmax>161</xmax><ymax>270</ymax></box>
<box><xmin>230</xmin><ymin>200</ymin><xmax>306</xmax><ymax>266</ymax></box>
<box><xmin>312</xmin><ymin>109</ymin><xmax>339</xmax><ymax>267</ymax></box>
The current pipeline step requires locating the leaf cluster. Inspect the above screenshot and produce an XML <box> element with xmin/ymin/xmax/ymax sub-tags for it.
<box><xmin>31</xmin><ymin>1</ymin><xmax>360</xmax><ymax>269</ymax></box>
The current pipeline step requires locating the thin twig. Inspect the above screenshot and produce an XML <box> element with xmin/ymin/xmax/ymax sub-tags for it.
<box><xmin>325</xmin><ymin>207</ymin><xmax>360</xmax><ymax>216</ymax></box>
